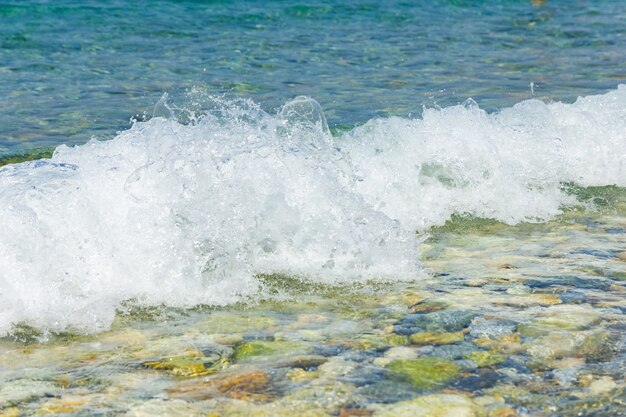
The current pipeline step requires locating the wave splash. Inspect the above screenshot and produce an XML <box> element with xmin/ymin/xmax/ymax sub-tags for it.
<box><xmin>1</xmin><ymin>86</ymin><xmax>625</xmax><ymax>335</ymax></box>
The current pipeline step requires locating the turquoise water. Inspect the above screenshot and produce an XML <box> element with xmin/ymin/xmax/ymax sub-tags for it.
<box><xmin>1</xmin><ymin>0</ymin><xmax>626</xmax><ymax>154</ymax></box>
<box><xmin>1</xmin><ymin>2</ymin><xmax>626</xmax><ymax>416</ymax></box>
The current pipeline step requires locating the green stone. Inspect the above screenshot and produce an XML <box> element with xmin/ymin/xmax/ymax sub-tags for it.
<box><xmin>385</xmin><ymin>357</ymin><xmax>461</xmax><ymax>389</ymax></box>
<box><xmin>233</xmin><ymin>340</ymin><xmax>307</xmax><ymax>361</ymax></box>
<box><xmin>464</xmin><ymin>350</ymin><xmax>507</xmax><ymax>367</ymax></box>
<box><xmin>409</xmin><ymin>331</ymin><xmax>464</xmax><ymax>346</ymax></box>
<box><xmin>143</xmin><ymin>352</ymin><xmax>223</xmax><ymax>377</ymax></box>
<box><xmin>384</xmin><ymin>334</ymin><xmax>410</xmax><ymax>346</ymax></box>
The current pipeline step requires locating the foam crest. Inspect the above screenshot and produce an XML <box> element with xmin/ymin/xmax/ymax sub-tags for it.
<box><xmin>0</xmin><ymin>96</ymin><xmax>417</xmax><ymax>335</ymax></box>
<box><xmin>1</xmin><ymin>87</ymin><xmax>625</xmax><ymax>335</ymax></box>
<box><xmin>344</xmin><ymin>86</ymin><xmax>626</xmax><ymax>229</ymax></box>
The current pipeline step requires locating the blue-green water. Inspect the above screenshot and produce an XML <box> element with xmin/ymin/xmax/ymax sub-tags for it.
<box><xmin>1</xmin><ymin>2</ymin><xmax>626</xmax><ymax>416</ymax></box>
<box><xmin>1</xmin><ymin>0</ymin><xmax>625</xmax><ymax>154</ymax></box>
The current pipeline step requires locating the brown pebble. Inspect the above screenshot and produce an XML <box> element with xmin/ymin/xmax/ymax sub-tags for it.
<box><xmin>166</xmin><ymin>369</ymin><xmax>270</xmax><ymax>401</ymax></box>
<box><xmin>339</xmin><ymin>408</ymin><xmax>373</xmax><ymax>417</ymax></box>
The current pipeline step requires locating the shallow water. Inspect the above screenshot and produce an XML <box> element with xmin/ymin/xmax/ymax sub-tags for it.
<box><xmin>1</xmin><ymin>1</ymin><xmax>626</xmax><ymax>416</ymax></box>
<box><xmin>1</xmin><ymin>208</ymin><xmax>625</xmax><ymax>416</ymax></box>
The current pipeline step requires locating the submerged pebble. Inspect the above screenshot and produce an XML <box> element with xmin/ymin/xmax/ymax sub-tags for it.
<box><xmin>0</xmin><ymin>210</ymin><xmax>624</xmax><ymax>417</ymax></box>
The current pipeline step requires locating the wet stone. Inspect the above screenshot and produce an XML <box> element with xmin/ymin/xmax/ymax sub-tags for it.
<box><xmin>356</xmin><ymin>380</ymin><xmax>417</xmax><ymax>404</ymax></box>
<box><xmin>452</xmin><ymin>368</ymin><xmax>501</xmax><ymax>391</ymax></box>
<box><xmin>243</xmin><ymin>331</ymin><xmax>276</xmax><ymax>341</ymax></box>
<box><xmin>339</xmin><ymin>407</ymin><xmax>373</xmax><ymax>417</ymax></box>
<box><xmin>429</xmin><ymin>342</ymin><xmax>478</xmax><ymax>360</ymax></box>
<box><xmin>572</xmin><ymin>249</ymin><xmax>615</xmax><ymax>259</ymax></box>
<box><xmin>525</xmin><ymin>276</ymin><xmax>612</xmax><ymax>291</ymax></box>
<box><xmin>373</xmin><ymin>393</ymin><xmax>484</xmax><ymax>417</ymax></box>
<box><xmin>469</xmin><ymin>318</ymin><xmax>517</xmax><ymax>340</ymax></box>
<box><xmin>409</xmin><ymin>310</ymin><xmax>478</xmax><ymax>333</ymax></box>
<box><xmin>560</xmin><ymin>290</ymin><xmax>588</xmax><ymax>304</ymax></box>
<box><xmin>497</xmin><ymin>357</ymin><xmax>531</xmax><ymax>374</ymax></box>
<box><xmin>409</xmin><ymin>300</ymin><xmax>448</xmax><ymax>313</ymax></box>
<box><xmin>409</xmin><ymin>331</ymin><xmax>465</xmax><ymax>346</ymax></box>
<box><xmin>233</xmin><ymin>340</ymin><xmax>309</xmax><ymax>361</ymax></box>
<box><xmin>392</xmin><ymin>325</ymin><xmax>422</xmax><ymax>336</ymax></box>
<box><xmin>385</xmin><ymin>357</ymin><xmax>461</xmax><ymax>390</ymax></box>
<box><xmin>314</xmin><ymin>344</ymin><xmax>347</xmax><ymax>357</ymax></box>
<box><xmin>279</xmin><ymin>354</ymin><xmax>327</xmax><ymax>369</ymax></box>
<box><xmin>465</xmin><ymin>350</ymin><xmax>508</xmax><ymax>367</ymax></box>
<box><xmin>166</xmin><ymin>369</ymin><xmax>271</xmax><ymax>401</ymax></box>
<box><xmin>143</xmin><ymin>351</ymin><xmax>223</xmax><ymax>377</ymax></box>
<box><xmin>338</xmin><ymin>366</ymin><xmax>386</xmax><ymax>387</ymax></box>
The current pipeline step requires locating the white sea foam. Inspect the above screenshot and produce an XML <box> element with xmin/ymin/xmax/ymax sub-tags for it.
<box><xmin>0</xmin><ymin>86</ymin><xmax>625</xmax><ymax>335</ymax></box>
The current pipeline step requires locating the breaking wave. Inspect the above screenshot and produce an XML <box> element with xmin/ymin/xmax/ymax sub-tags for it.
<box><xmin>1</xmin><ymin>86</ymin><xmax>625</xmax><ymax>335</ymax></box>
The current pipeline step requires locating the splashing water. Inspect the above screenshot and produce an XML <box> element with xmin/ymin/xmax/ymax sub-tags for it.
<box><xmin>1</xmin><ymin>86</ymin><xmax>625</xmax><ymax>335</ymax></box>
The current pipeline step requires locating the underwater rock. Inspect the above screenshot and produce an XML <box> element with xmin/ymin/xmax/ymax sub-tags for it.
<box><xmin>465</xmin><ymin>351</ymin><xmax>508</xmax><ymax>367</ymax></box>
<box><xmin>409</xmin><ymin>300</ymin><xmax>449</xmax><ymax>313</ymax></box>
<box><xmin>123</xmin><ymin>398</ymin><xmax>204</xmax><ymax>417</ymax></box>
<box><xmin>452</xmin><ymin>368</ymin><xmax>501</xmax><ymax>391</ymax></box>
<box><xmin>316</xmin><ymin>357</ymin><xmax>359</xmax><ymax>382</ymax></box>
<box><xmin>0</xmin><ymin>408</ymin><xmax>19</xmax><ymax>417</ymax></box>
<box><xmin>166</xmin><ymin>369</ymin><xmax>270</xmax><ymax>401</ymax></box>
<box><xmin>207</xmin><ymin>401</ymin><xmax>331</xmax><ymax>417</ymax></box>
<box><xmin>385</xmin><ymin>357</ymin><xmax>461</xmax><ymax>389</ymax></box>
<box><xmin>279</xmin><ymin>354</ymin><xmax>327</xmax><ymax>369</ymax></box>
<box><xmin>525</xmin><ymin>276</ymin><xmax>612</xmax><ymax>291</ymax></box>
<box><xmin>384</xmin><ymin>346</ymin><xmax>418</xmax><ymax>360</ymax></box>
<box><xmin>486</xmin><ymin>405</ymin><xmax>518</xmax><ymax>417</ymax></box>
<box><xmin>339</xmin><ymin>407</ymin><xmax>373</xmax><ymax>417</ymax></box>
<box><xmin>523</xmin><ymin>329</ymin><xmax>616</xmax><ymax>370</ymax></box>
<box><xmin>587</xmin><ymin>376</ymin><xmax>618</xmax><ymax>396</ymax></box>
<box><xmin>576</xmin><ymin>330</ymin><xmax>617</xmax><ymax>363</ymax></box>
<box><xmin>373</xmin><ymin>393</ymin><xmax>484</xmax><ymax>417</ymax></box>
<box><xmin>496</xmin><ymin>294</ymin><xmax>561</xmax><ymax>308</ymax></box>
<box><xmin>211</xmin><ymin>334</ymin><xmax>244</xmax><ymax>346</ymax></box>
<box><xmin>356</xmin><ymin>380</ymin><xmax>417</xmax><ymax>404</ymax></box>
<box><xmin>409</xmin><ymin>310</ymin><xmax>477</xmax><ymax>333</ymax></box>
<box><xmin>0</xmin><ymin>380</ymin><xmax>56</xmax><ymax>408</ymax></box>
<box><xmin>475</xmin><ymin>335</ymin><xmax>524</xmax><ymax>355</ymax></box>
<box><xmin>383</xmin><ymin>334</ymin><xmax>409</xmax><ymax>346</ymax></box>
<box><xmin>517</xmin><ymin>304</ymin><xmax>602</xmax><ymax>336</ymax></box>
<box><xmin>37</xmin><ymin>396</ymin><xmax>85</xmax><ymax>414</ymax></box>
<box><xmin>559</xmin><ymin>290</ymin><xmax>587</xmax><ymax>304</ymax></box>
<box><xmin>429</xmin><ymin>342</ymin><xmax>478</xmax><ymax>360</ymax></box>
<box><xmin>374</xmin><ymin>346</ymin><xmax>417</xmax><ymax>367</ymax></box>
<box><xmin>469</xmin><ymin>318</ymin><xmax>517</xmax><ymax>340</ymax></box>
<box><xmin>279</xmin><ymin>382</ymin><xmax>358</xmax><ymax>414</ymax></box>
<box><xmin>409</xmin><ymin>331</ymin><xmax>465</xmax><ymax>345</ymax></box>
<box><xmin>234</xmin><ymin>340</ymin><xmax>309</xmax><ymax>361</ymax></box>
<box><xmin>143</xmin><ymin>350</ymin><xmax>224</xmax><ymax>377</ymax></box>
<box><xmin>287</xmin><ymin>368</ymin><xmax>320</xmax><ymax>382</ymax></box>
<box><xmin>197</xmin><ymin>314</ymin><xmax>278</xmax><ymax>335</ymax></box>
<box><xmin>505</xmin><ymin>285</ymin><xmax>531</xmax><ymax>295</ymax></box>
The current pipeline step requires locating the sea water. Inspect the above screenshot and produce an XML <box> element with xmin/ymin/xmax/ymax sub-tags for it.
<box><xmin>0</xmin><ymin>1</ymin><xmax>625</xmax><ymax>416</ymax></box>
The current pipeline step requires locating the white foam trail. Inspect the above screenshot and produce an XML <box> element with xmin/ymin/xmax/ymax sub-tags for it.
<box><xmin>1</xmin><ymin>86</ymin><xmax>625</xmax><ymax>335</ymax></box>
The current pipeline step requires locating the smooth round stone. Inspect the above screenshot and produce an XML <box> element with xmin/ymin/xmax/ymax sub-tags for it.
<box><xmin>452</xmin><ymin>369</ymin><xmax>501</xmax><ymax>391</ymax></box>
<box><xmin>356</xmin><ymin>380</ymin><xmax>417</xmax><ymax>404</ymax></box>
<box><xmin>384</xmin><ymin>347</ymin><xmax>418</xmax><ymax>360</ymax></box>
<box><xmin>469</xmin><ymin>318</ymin><xmax>516</xmax><ymax>340</ymax></box>
<box><xmin>429</xmin><ymin>342</ymin><xmax>478</xmax><ymax>360</ymax></box>
<box><xmin>559</xmin><ymin>290</ymin><xmax>587</xmax><ymax>304</ymax></box>
<box><xmin>372</xmin><ymin>393</ymin><xmax>484</xmax><ymax>417</ymax></box>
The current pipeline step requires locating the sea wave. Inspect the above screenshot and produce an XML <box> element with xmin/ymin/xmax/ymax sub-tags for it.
<box><xmin>1</xmin><ymin>86</ymin><xmax>625</xmax><ymax>335</ymax></box>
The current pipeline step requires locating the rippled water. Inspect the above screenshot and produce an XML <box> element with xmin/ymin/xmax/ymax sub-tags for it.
<box><xmin>1</xmin><ymin>0</ymin><xmax>625</xmax><ymax>153</ymax></box>
<box><xmin>1</xmin><ymin>1</ymin><xmax>625</xmax><ymax>416</ymax></box>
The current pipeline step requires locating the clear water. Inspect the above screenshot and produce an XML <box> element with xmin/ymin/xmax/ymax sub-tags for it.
<box><xmin>1</xmin><ymin>2</ymin><xmax>626</xmax><ymax>416</ymax></box>
<box><xmin>1</xmin><ymin>0</ymin><xmax>626</xmax><ymax>153</ymax></box>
